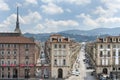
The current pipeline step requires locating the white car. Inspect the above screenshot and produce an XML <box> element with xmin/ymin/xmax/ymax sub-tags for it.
<box><xmin>71</xmin><ymin>70</ymin><xmax>80</xmax><ymax>76</ymax></box>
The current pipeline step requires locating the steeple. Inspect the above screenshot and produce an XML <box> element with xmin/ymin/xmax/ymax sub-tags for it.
<box><xmin>14</xmin><ymin>6</ymin><xmax>21</xmax><ymax>34</ymax></box>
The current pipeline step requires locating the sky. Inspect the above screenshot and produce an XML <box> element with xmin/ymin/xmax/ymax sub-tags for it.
<box><xmin>0</xmin><ymin>0</ymin><xmax>120</xmax><ymax>33</ymax></box>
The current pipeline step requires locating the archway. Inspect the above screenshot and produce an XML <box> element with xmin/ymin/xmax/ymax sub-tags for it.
<box><xmin>13</xmin><ymin>68</ymin><xmax>18</xmax><ymax>78</ymax></box>
<box><xmin>58</xmin><ymin>68</ymin><xmax>63</xmax><ymax>78</ymax></box>
<box><xmin>103</xmin><ymin>68</ymin><xmax>108</xmax><ymax>74</ymax></box>
<box><xmin>25</xmin><ymin>69</ymin><xmax>30</xmax><ymax>78</ymax></box>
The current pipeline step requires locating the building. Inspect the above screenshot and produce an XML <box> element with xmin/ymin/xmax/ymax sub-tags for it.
<box><xmin>45</xmin><ymin>34</ymin><xmax>80</xmax><ymax>79</ymax></box>
<box><xmin>0</xmin><ymin>7</ymin><xmax>39</xmax><ymax>79</ymax></box>
<box><xmin>87</xmin><ymin>36</ymin><xmax>120</xmax><ymax>78</ymax></box>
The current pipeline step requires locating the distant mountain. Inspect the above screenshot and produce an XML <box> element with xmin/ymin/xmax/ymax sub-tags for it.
<box><xmin>24</xmin><ymin>27</ymin><xmax>120</xmax><ymax>42</ymax></box>
<box><xmin>60</xmin><ymin>27</ymin><xmax>120</xmax><ymax>36</ymax></box>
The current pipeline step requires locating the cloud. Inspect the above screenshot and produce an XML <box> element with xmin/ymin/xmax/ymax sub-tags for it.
<box><xmin>0</xmin><ymin>14</ymin><xmax>24</xmax><ymax>29</ymax></box>
<box><xmin>96</xmin><ymin>17</ymin><xmax>120</xmax><ymax>23</ymax></box>
<box><xmin>78</xmin><ymin>13</ymin><xmax>99</xmax><ymax>27</ymax></box>
<box><xmin>66</xmin><ymin>9</ymin><xmax>72</xmax><ymax>13</ymax></box>
<box><xmin>77</xmin><ymin>13</ymin><xmax>120</xmax><ymax>29</ymax></box>
<box><xmin>0</xmin><ymin>0</ymin><xmax>10</xmax><ymax>11</ymax></box>
<box><xmin>94</xmin><ymin>0</ymin><xmax>120</xmax><ymax>18</ymax></box>
<box><xmin>25</xmin><ymin>0</ymin><xmax>38</xmax><ymax>4</ymax></box>
<box><xmin>0</xmin><ymin>11</ymin><xmax>42</xmax><ymax>32</ymax></box>
<box><xmin>22</xmin><ymin>11</ymin><xmax>42</xmax><ymax>24</ymax></box>
<box><xmin>41</xmin><ymin>0</ymin><xmax>91</xmax><ymax>5</ymax></box>
<box><xmin>41</xmin><ymin>0</ymin><xmax>54</xmax><ymax>3</ymax></box>
<box><xmin>43</xmin><ymin>19</ymin><xmax>79</xmax><ymax>33</ymax></box>
<box><xmin>64</xmin><ymin>0</ymin><xmax>91</xmax><ymax>5</ymax></box>
<box><xmin>24</xmin><ymin>24</ymin><xmax>45</xmax><ymax>33</ymax></box>
<box><xmin>45</xmin><ymin>19</ymin><xmax>79</xmax><ymax>27</ymax></box>
<box><xmin>41</xmin><ymin>3</ymin><xmax>63</xmax><ymax>15</ymax></box>
<box><xmin>35</xmin><ymin>24</ymin><xmax>45</xmax><ymax>30</ymax></box>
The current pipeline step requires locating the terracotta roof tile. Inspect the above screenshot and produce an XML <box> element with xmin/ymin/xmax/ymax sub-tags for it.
<box><xmin>0</xmin><ymin>36</ymin><xmax>34</xmax><ymax>44</ymax></box>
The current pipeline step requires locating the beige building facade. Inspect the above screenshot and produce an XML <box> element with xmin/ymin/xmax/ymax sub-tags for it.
<box><xmin>45</xmin><ymin>34</ymin><xmax>80</xmax><ymax>79</ymax></box>
<box><xmin>86</xmin><ymin>36</ymin><xmax>120</xmax><ymax>77</ymax></box>
<box><xmin>46</xmin><ymin>34</ymin><xmax>71</xmax><ymax>78</ymax></box>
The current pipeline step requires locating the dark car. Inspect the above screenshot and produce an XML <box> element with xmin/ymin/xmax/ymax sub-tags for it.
<box><xmin>91</xmin><ymin>71</ymin><xmax>95</xmax><ymax>76</ymax></box>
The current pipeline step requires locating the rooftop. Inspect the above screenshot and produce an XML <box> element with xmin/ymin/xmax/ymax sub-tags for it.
<box><xmin>0</xmin><ymin>36</ymin><xmax>34</xmax><ymax>44</ymax></box>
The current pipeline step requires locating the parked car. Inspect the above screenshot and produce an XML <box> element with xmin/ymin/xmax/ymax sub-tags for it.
<box><xmin>91</xmin><ymin>71</ymin><xmax>95</xmax><ymax>76</ymax></box>
<box><xmin>71</xmin><ymin>69</ymin><xmax>80</xmax><ymax>76</ymax></box>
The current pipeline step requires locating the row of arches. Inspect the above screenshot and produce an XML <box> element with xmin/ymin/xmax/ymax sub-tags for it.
<box><xmin>2</xmin><ymin>68</ymin><xmax>30</xmax><ymax>78</ymax></box>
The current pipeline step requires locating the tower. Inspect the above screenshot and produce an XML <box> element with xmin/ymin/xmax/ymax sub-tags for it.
<box><xmin>14</xmin><ymin>6</ymin><xmax>21</xmax><ymax>33</ymax></box>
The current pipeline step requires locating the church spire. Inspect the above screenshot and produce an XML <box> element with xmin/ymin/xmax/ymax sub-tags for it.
<box><xmin>14</xmin><ymin>6</ymin><xmax>21</xmax><ymax>34</ymax></box>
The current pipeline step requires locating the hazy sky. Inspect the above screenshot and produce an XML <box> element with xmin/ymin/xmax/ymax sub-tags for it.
<box><xmin>0</xmin><ymin>0</ymin><xmax>120</xmax><ymax>33</ymax></box>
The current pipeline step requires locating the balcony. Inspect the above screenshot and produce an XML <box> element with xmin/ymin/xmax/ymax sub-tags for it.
<box><xmin>0</xmin><ymin>64</ymin><xmax>18</xmax><ymax>67</ymax></box>
<box><xmin>96</xmin><ymin>65</ymin><xmax>112</xmax><ymax>67</ymax></box>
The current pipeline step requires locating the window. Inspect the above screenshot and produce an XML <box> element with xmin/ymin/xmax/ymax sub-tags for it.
<box><xmin>25</xmin><ymin>44</ymin><xmax>29</xmax><ymax>48</ymax></box>
<box><xmin>13</xmin><ymin>50</ymin><xmax>17</xmax><ymax>55</ymax></box>
<box><xmin>2</xmin><ymin>61</ymin><xmax>4</xmax><ymax>64</ymax></box>
<box><xmin>104</xmin><ymin>38</ymin><xmax>106</xmax><ymax>42</ymax></box>
<box><xmin>14</xmin><ymin>61</ymin><xmax>16</xmax><ymax>65</ymax></box>
<box><xmin>63</xmin><ymin>45</ymin><xmax>66</xmax><ymax>48</ymax></box>
<box><xmin>119</xmin><ymin>51</ymin><xmax>120</xmax><ymax>56</ymax></box>
<box><xmin>63</xmin><ymin>59</ymin><xmax>66</xmax><ymax>65</ymax></box>
<box><xmin>113</xmin><ymin>67</ymin><xmax>115</xmax><ymax>70</ymax></box>
<box><xmin>54</xmin><ymin>59</ymin><xmax>57</xmax><ymax>65</ymax></box>
<box><xmin>108</xmin><ymin>44</ymin><xmax>110</xmax><ymax>48</ymax></box>
<box><xmin>7</xmin><ymin>50</ymin><xmax>10</xmax><ymax>55</ymax></box>
<box><xmin>8</xmin><ymin>61</ymin><xmax>10</xmax><ymax>65</ymax></box>
<box><xmin>1</xmin><ymin>50</ymin><xmax>4</xmax><ymax>55</ymax></box>
<box><xmin>113</xmin><ymin>38</ymin><xmax>116</xmax><ymax>41</ymax></box>
<box><xmin>113</xmin><ymin>51</ymin><xmax>116</xmax><ymax>56</ymax></box>
<box><xmin>7</xmin><ymin>44</ymin><xmax>10</xmax><ymax>48</ymax></box>
<box><xmin>119</xmin><ymin>67</ymin><xmax>120</xmax><ymax>70</ymax></box>
<box><xmin>26</xmin><ymin>60</ymin><xmax>28</xmax><ymax>65</ymax></box>
<box><xmin>113</xmin><ymin>45</ymin><xmax>116</xmax><ymax>48</ymax></box>
<box><xmin>54</xmin><ymin>44</ymin><xmax>57</xmax><ymax>48</ymax></box>
<box><xmin>1</xmin><ymin>44</ymin><xmax>4</xmax><ymax>48</ymax></box>
<box><xmin>8</xmin><ymin>67</ymin><xmax>10</xmax><ymax>71</ymax></box>
<box><xmin>108</xmin><ymin>51</ymin><xmax>110</xmax><ymax>57</ymax></box>
<box><xmin>59</xmin><ymin>44</ymin><xmax>61</xmax><ymax>48</ymax></box>
<box><xmin>2</xmin><ymin>72</ymin><xmax>4</xmax><ymax>78</ymax></box>
<box><xmin>58</xmin><ymin>39</ymin><xmax>61</xmax><ymax>42</ymax></box>
<box><xmin>100</xmin><ymin>51</ymin><xmax>103</xmax><ymax>57</ymax></box>
<box><xmin>13</xmin><ymin>44</ymin><xmax>17</xmax><ymax>48</ymax></box>
<box><xmin>100</xmin><ymin>44</ymin><xmax>103</xmax><ymax>48</ymax></box>
<box><xmin>8</xmin><ymin>72</ymin><xmax>10</xmax><ymax>78</ymax></box>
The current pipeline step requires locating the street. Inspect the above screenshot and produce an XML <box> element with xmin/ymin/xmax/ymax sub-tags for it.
<box><xmin>66</xmin><ymin>43</ymin><xmax>96</xmax><ymax>80</ymax></box>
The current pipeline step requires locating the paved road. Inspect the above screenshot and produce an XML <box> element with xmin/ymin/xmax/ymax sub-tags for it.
<box><xmin>66</xmin><ymin>43</ymin><xmax>96</xmax><ymax>80</ymax></box>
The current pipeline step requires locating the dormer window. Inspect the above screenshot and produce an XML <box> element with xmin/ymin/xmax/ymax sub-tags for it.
<box><xmin>58</xmin><ymin>38</ymin><xmax>61</xmax><ymax>42</ymax></box>
<box><xmin>116</xmin><ymin>38</ymin><xmax>118</xmax><ymax>42</ymax></box>
<box><xmin>104</xmin><ymin>38</ymin><xmax>106</xmax><ymax>42</ymax></box>
<box><xmin>113</xmin><ymin>38</ymin><xmax>116</xmax><ymax>42</ymax></box>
